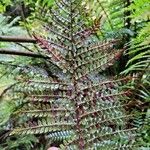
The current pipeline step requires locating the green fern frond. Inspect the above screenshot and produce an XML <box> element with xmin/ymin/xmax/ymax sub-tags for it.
<box><xmin>10</xmin><ymin>122</ymin><xmax>74</xmax><ymax>135</ymax></box>
<box><xmin>47</xmin><ymin>130</ymin><xmax>73</xmax><ymax>142</ymax></box>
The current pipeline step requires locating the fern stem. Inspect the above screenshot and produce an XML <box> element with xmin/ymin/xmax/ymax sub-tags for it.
<box><xmin>0</xmin><ymin>36</ymin><xmax>36</xmax><ymax>43</ymax></box>
<box><xmin>97</xmin><ymin>0</ymin><xmax>113</xmax><ymax>30</ymax></box>
<box><xmin>0</xmin><ymin>48</ymin><xmax>48</xmax><ymax>59</ymax></box>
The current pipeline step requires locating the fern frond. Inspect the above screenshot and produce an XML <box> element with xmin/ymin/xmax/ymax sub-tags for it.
<box><xmin>10</xmin><ymin>122</ymin><xmax>75</xmax><ymax>135</ymax></box>
<box><xmin>20</xmin><ymin>108</ymin><xmax>73</xmax><ymax>118</ymax></box>
<box><xmin>75</xmin><ymin>39</ymin><xmax>120</xmax><ymax>58</ymax></box>
<box><xmin>47</xmin><ymin>130</ymin><xmax>73</xmax><ymax>142</ymax></box>
<box><xmin>1</xmin><ymin>0</ymin><xmax>141</xmax><ymax>149</ymax></box>
<box><xmin>75</xmin><ymin>49</ymin><xmax>124</xmax><ymax>80</ymax></box>
<box><xmin>85</xmin><ymin>128</ymin><xmax>137</xmax><ymax>146</ymax></box>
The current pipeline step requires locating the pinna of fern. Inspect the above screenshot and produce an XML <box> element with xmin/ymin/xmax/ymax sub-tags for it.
<box><xmin>0</xmin><ymin>0</ymin><xmax>142</xmax><ymax>149</ymax></box>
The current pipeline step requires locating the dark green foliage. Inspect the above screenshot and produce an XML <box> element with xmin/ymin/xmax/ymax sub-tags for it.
<box><xmin>0</xmin><ymin>134</ymin><xmax>39</xmax><ymax>150</ymax></box>
<box><xmin>122</xmin><ymin>1</ymin><xmax>150</xmax><ymax>148</ymax></box>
